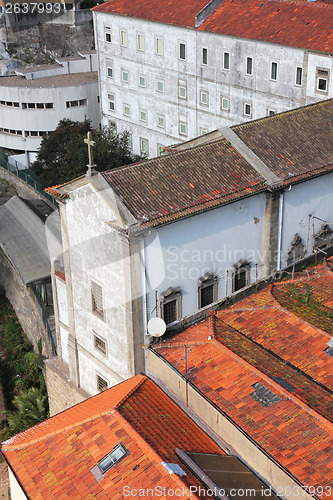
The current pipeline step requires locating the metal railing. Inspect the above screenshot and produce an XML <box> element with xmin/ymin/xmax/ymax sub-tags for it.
<box><xmin>0</xmin><ymin>158</ymin><xmax>58</xmax><ymax>207</ymax></box>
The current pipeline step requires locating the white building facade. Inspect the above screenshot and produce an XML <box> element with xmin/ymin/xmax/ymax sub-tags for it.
<box><xmin>0</xmin><ymin>51</ymin><xmax>99</xmax><ymax>164</ymax></box>
<box><xmin>93</xmin><ymin>0</ymin><xmax>333</xmax><ymax>157</ymax></box>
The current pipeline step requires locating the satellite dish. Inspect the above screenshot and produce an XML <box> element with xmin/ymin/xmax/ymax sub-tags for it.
<box><xmin>147</xmin><ymin>317</ymin><xmax>166</xmax><ymax>337</ymax></box>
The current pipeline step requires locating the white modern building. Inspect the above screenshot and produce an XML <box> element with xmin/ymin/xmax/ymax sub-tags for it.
<box><xmin>46</xmin><ymin>100</ymin><xmax>333</xmax><ymax>405</ymax></box>
<box><xmin>0</xmin><ymin>50</ymin><xmax>99</xmax><ymax>165</ymax></box>
<box><xmin>93</xmin><ymin>0</ymin><xmax>333</xmax><ymax>157</ymax></box>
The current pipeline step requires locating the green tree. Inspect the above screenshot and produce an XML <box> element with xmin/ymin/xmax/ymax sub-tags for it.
<box><xmin>32</xmin><ymin>119</ymin><xmax>143</xmax><ymax>187</ymax></box>
<box><xmin>1</xmin><ymin>388</ymin><xmax>49</xmax><ymax>439</ymax></box>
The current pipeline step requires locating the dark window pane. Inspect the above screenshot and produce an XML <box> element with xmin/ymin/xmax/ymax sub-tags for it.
<box><xmin>234</xmin><ymin>270</ymin><xmax>246</xmax><ymax>291</ymax></box>
<box><xmin>200</xmin><ymin>284</ymin><xmax>214</xmax><ymax>308</ymax></box>
<box><xmin>163</xmin><ymin>299</ymin><xmax>177</xmax><ymax>324</ymax></box>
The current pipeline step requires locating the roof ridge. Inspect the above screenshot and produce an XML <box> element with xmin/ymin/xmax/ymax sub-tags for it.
<box><xmin>265</xmin><ymin>0</ymin><xmax>333</xmax><ymax>7</ymax></box>
<box><xmin>210</xmin><ymin>328</ymin><xmax>333</xmax><ymax>430</ymax></box>
<box><xmin>113</xmin><ymin>409</ymin><xmax>201</xmax><ymax>499</ymax></box>
<box><xmin>114</xmin><ymin>374</ymin><xmax>147</xmax><ymax>409</ymax></box>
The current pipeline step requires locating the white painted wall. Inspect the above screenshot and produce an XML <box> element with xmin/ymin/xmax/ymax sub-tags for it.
<box><xmin>55</xmin><ymin>278</ymin><xmax>69</xmax><ymax>327</ymax></box>
<box><xmin>281</xmin><ymin>172</ymin><xmax>333</xmax><ymax>265</ymax></box>
<box><xmin>8</xmin><ymin>468</ymin><xmax>27</xmax><ymax>500</ymax></box>
<box><xmin>60</xmin><ymin>325</ymin><xmax>69</xmax><ymax>364</ymax></box>
<box><xmin>143</xmin><ymin>194</ymin><xmax>267</xmax><ymax>319</ymax></box>
<box><xmin>94</xmin><ymin>11</ymin><xmax>333</xmax><ymax>157</ymax></box>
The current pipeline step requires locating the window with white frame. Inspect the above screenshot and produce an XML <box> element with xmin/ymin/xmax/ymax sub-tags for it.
<box><xmin>94</xmin><ymin>333</ymin><xmax>107</xmax><ymax>355</ymax></box>
<box><xmin>160</xmin><ymin>287</ymin><xmax>181</xmax><ymax>325</ymax></box>
<box><xmin>179</xmin><ymin>42</ymin><xmax>186</xmax><ymax>60</ymax></box>
<box><xmin>139</xmin><ymin>76</ymin><xmax>146</xmax><ymax>87</ymax></box>
<box><xmin>126</xmin><ymin>134</ymin><xmax>132</xmax><ymax>149</ymax></box>
<box><xmin>140</xmin><ymin>138</ymin><xmax>148</xmax><ymax>155</ymax></box>
<box><xmin>178</xmin><ymin>79</ymin><xmax>187</xmax><ymax>99</ymax></box>
<box><xmin>157</xmin><ymin>115</ymin><xmax>165</xmax><ymax>128</ymax></box>
<box><xmin>200</xmin><ymin>91</ymin><xmax>208</xmax><ymax>106</ymax></box>
<box><xmin>200</xmin><ymin>128</ymin><xmax>208</xmax><ymax>135</ymax></box>
<box><xmin>120</xmin><ymin>30</ymin><xmax>127</xmax><ymax>47</ymax></box>
<box><xmin>157</xmin><ymin>80</ymin><xmax>164</xmax><ymax>92</ymax></box>
<box><xmin>156</xmin><ymin>37</ymin><xmax>163</xmax><ymax>55</ymax></box>
<box><xmin>108</xmin><ymin>93</ymin><xmax>115</xmax><ymax>111</ymax></box>
<box><xmin>105</xmin><ymin>27</ymin><xmax>111</xmax><ymax>43</ymax></box>
<box><xmin>267</xmin><ymin>109</ymin><xmax>276</xmax><ymax>116</ymax></box>
<box><xmin>198</xmin><ymin>274</ymin><xmax>217</xmax><ymax>308</ymax></box>
<box><xmin>137</xmin><ymin>33</ymin><xmax>144</xmax><ymax>51</ymax></box>
<box><xmin>202</xmin><ymin>47</ymin><xmax>208</xmax><ymax>65</ymax></box>
<box><xmin>295</xmin><ymin>67</ymin><xmax>302</xmax><ymax>86</ymax></box>
<box><xmin>223</xmin><ymin>52</ymin><xmax>230</xmax><ymax>70</ymax></box>
<box><xmin>316</xmin><ymin>68</ymin><xmax>329</xmax><ymax>93</ymax></box>
<box><xmin>221</xmin><ymin>96</ymin><xmax>229</xmax><ymax>111</ymax></box>
<box><xmin>140</xmin><ymin>110</ymin><xmax>147</xmax><ymax>122</ymax></box>
<box><xmin>271</xmin><ymin>62</ymin><xmax>278</xmax><ymax>81</ymax></box>
<box><xmin>107</xmin><ymin>67</ymin><xmax>113</xmax><ymax>78</ymax></box>
<box><xmin>123</xmin><ymin>104</ymin><xmax>130</xmax><ymax>117</ymax></box>
<box><xmin>244</xmin><ymin>103</ymin><xmax>252</xmax><ymax>117</ymax></box>
<box><xmin>157</xmin><ymin>145</ymin><xmax>167</xmax><ymax>156</ymax></box>
<box><xmin>179</xmin><ymin>115</ymin><xmax>187</xmax><ymax>136</ymax></box>
<box><xmin>91</xmin><ymin>281</ymin><xmax>104</xmax><ymax>320</ymax></box>
<box><xmin>246</xmin><ymin>57</ymin><xmax>253</xmax><ymax>75</ymax></box>
<box><xmin>122</xmin><ymin>71</ymin><xmax>129</xmax><ymax>83</ymax></box>
<box><xmin>109</xmin><ymin>121</ymin><xmax>117</xmax><ymax>136</ymax></box>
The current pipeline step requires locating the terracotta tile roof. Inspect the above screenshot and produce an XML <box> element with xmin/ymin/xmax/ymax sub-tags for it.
<box><xmin>152</xmin><ymin>262</ymin><xmax>333</xmax><ymax>493</ymax></box>
<box><xmin>198</xmin><ymin>0</ymin><xmax>333</xmax><ymax>53</ymax></box>
<box><xmin>92</xmin><ymin>0</ymin><xmax>209</xmax><ymax>28</ymax></box>
<box><xmin>101</xmin><ymin>99</ymin><xmax>333</xmax><ymax>229</ymax></box>
<box><xmin>102</xmin><ymin>138</ymin><xmax>267</xmax><ymax>227</ymax></box>
<box><xmin>232</xmin><ymin>100</ymin><xmax>333</xmax><ymax>182</ymax></box>
<box><xmin>2</xmin><ymin>375</ymin><xmax>224</xmax><ymax>499</ymax></box>
<box><xmin>45</xmin><ymin>185</ymin><xmax>70</xmax><ymax>199</ymax></box>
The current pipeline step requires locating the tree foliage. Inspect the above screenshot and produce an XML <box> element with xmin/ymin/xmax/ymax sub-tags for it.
<box><xmin>32</xmin><ymin>119</ymin><xmax>143</xmax><ymax>187</ymax></box>
<box><xmin>1</xmin><ymin>388</ymin><xmax>49</xmax><ymax>439</ymax></box>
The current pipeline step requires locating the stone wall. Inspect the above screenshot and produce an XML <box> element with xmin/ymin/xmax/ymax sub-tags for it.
<box><xmin>45</xmin><ymin>356</ymin><xmax>90</xmax><ymax>416</ymax></box>
<box><xmin>0</xmin><ymin>249</ymin><xmax>54</xmax><ymax>357</ymax></box>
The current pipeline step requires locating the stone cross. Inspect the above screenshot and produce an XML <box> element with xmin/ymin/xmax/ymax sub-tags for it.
<box><xmin>84</xmin><ymin>131</ymin><xmax>97</xmax><ymax>176</ymax></box>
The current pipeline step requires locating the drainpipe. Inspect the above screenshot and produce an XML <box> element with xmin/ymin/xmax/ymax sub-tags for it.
<box><xmin>276</xmin><ymin>192</ymin><xmax>284</xmax><ymax>271</ymax></box>
<box><xmin>140</xmin><ymin>236</ymin><xmax>148</xmax><ymax>351</ymax></box>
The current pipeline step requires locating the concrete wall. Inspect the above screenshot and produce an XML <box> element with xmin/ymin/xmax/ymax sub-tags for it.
<box><xmin>146</xmin><ymin>350</ymin><xmax>313</xmax><ymax>500</ymax></box>
<box><xmin>94</xmin><ymin>12</ymin><xmax>333</xmax><ymax>158</ymax></box>
<box><xmin>44</xmin><ymin>356</ymin><xmax>89</xmax><ymax>416</ymax></box>
<box><xmin>0</xmin><ymin>248</ymin><xmax>54</xmax><ymax>356</ymax></box>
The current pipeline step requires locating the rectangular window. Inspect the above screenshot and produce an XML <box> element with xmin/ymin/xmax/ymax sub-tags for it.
<box><xmin>140</xmin><ymin>138</ymin><xmax>148</xmax><ymax>155</ymax></box>
<box><xmin>156</xmin><ymin>37</ymin><xmax>163</xmax><ymax>55</ymax></box>
<box><xmin>202</xmin><ymin>47</ymin><xmax>208</xmax><ymax>65</ymax></box>
<box><xmin>179</xmin><ymin>116</ymin><xmax>187</xmax><ymax>136</ymax></box>
<box><xmin>107</xmin><ymin>67</ymin><xmax>113</xmax><ymax>78</ymax></box>
<box><xmin>179</xmin><ymin>43</ymin><xmax>186</xmax><ymax>60</ymax></box>
<box><xmin>271</xmin><ymin>62</ymin><xmax>278</xmax><ymax>80</ymax></box>
<box><xmin>140</xmin><ymin>110</ymin><xmax>147</xmax><ymax>122</ymax></box>
<box><xmin>317</xmin><ymin>77</ymin><xmax>327</xmax><ymax>92</ymax></box>
<box><xmin>179</xmin><ymin>80</ymin><xmax>187</xmax><ymax>99</ymax></box>
<box><xmin>109</xmin><ymin>121</ymin><xmax>117</xmax><ymax>137</ymax></box>
<box><xmin>137</xmin><ymin>33</ymin><xmax>144</xmax><ymax>51</ymax></box>
<box><xmin>36</xmin><ymin>103</ymin><xmax>44</xmax><ymax>109</ymax></box>
<box><xmin>316</xmin><ymin>68</ymin><xmax>329</xmax><ymax>93</ymax></box>
<box><xmin>105</xmin><ymin>27</ymin><xmax>111</xmax><ymax>43</ymax></box>
<box><xmin>200</xmin><ymin>91</ymin><xmax>208</xmax><ymax>106</ymax></box>
<box><xmin>45</xmin><ymin>103</ymin><xmax>53</xmax><ymax>109</ymax></box>
<box><xmin>158</xmin><ymin>145</ymin><xmax>167</xmax><ymax>156</ymax></box>
<box><xmin>163</xmin><ymin>300</ymin><xmax>177</xmax><ymax>325</ymax></box>
<box><xmin>244</xmin><ymin>103</ymin><xmax>251</xmax><ymax>116</ymax></box>
<box><xmin>108</xmin><ymin>94</ymin><xmax>115</xmax><ymax>111</ymax></box>
<box><xmin>246</xmin><ymin>57</ymin><xmax>253</xmax><ymax>75</ymax></box>
<box><xmin>126</xmin><ymin>134</ymin><xmax>132</xmax><ymax>149</ymax></box>
<box><xmin>157</xmin><ymin>81</ymin><xmax>164</xmax><ymax>92</ymax></box>
<box><xmin>120</xmin><ymin>30</ymin><xmax>127</xmax><ymax>47</ymax></box>
<box><xmin>221</xmin><ymin>97</ymin><xmax>229</xmax><ymax>111</ymax></box>
<box><xmin>91</xmin><ymin>281</ymin><xmax>104</xmax><ymax>320</ymax></box>
<box><xmin>234</xmin><ymin>269</ymin><xmax>247</xmax><ymax>291</ymax></box>
<box><xmin>94</xmin><ymin>334</ymin><xmax>107</xmax><ymax>355</ymax></box>
<box><xmin>123</xmin><ymin>105</ymin><xmax>130</xmax><ymax>117</ymax></box>
<box><xmin>200</xmin><ymin>284</ymin><xmax>214</xmax><ymax>308</ymax></box>
<box><xmin>98</xmin><ymin>444</ymin><xmax>128</xmax><ymax>474</ymax></box>
<box><xmin>139</xmin><ymin>76</ymin><xmax>146</xmax><ymax>87</ymax></box>
<box><xmin>223</xmin><ymin>52</ymin><xmax>230</xmax><ymax>70</ymax></box>
<box><xmin>157</xmin><ymin>115</ymin><xmax>165</xmax><ymax>128</ymax></box>
<box><xmin>97</xmin><ymin>374</ymin><xmax>108</xmax><ymax>392</ymax></box>
<box><xmin>268</xmin><ymin>109</ymin><xmax>276</xmax><ymax>116</ymax></box>
<box><xmin>295</xmin><ymin>67</ymin><xmax>302</xmax><ymax>86</ymax></box>
<box><xmin>122</xmin><ymin>71</ymin><xmax>129</xmax><ymax>82</ymax></box>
